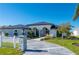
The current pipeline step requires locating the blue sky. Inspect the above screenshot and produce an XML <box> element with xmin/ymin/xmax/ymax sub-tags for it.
<box><xmin>0</xmin><ymin>3</ymin><xmax>79</xmax><ymax>28</ymax></box>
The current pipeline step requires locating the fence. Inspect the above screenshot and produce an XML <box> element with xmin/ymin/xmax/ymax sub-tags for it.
<box><xmin>0</xmin><ymin>35</ymin><xmax>27</xmax><ymax>51</ymax></box>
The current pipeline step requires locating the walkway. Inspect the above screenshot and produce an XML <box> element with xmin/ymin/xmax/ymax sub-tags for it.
<box><xmin>24</xmin><ymin>38</ymin><xmax>75</xmax><ymax>55</ymax></box>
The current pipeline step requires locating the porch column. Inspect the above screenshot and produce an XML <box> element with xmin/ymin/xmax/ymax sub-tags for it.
<box><xmin>49</xmin><ymin>29</ymin><xmax>53</xmax><ymax>37</ymax></box>
<box><xmin>34</xmin><ymin>30</ymin><xmax>36</xmax><ymax>36</ymax></box>
<box><xmin>38</xmin><ymin>30</ymin><xmax>41</xmax><ymax>37</ymax></box>
<box><xmin>49</xmin><ymin>29</ymin><xmax>57</xmax><ymax>37</ymax></box>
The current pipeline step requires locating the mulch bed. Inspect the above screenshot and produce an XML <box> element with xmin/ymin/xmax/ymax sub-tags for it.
<box><xmin>72</xmin><ymin>43</ymin><xmax>79</xmax><ymax>46</ymax></box>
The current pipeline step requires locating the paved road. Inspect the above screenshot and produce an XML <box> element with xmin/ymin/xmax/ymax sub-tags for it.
<box><xmin>24</xmin><ymin>39</ymin><xmax>75</xmax><ymax>55</ymax></box>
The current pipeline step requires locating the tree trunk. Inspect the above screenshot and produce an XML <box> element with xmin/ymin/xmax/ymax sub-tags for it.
<box><xmin>62</xmin><ymin>33</ymin><xmax>63</xmax><ymax>39</ymax></box>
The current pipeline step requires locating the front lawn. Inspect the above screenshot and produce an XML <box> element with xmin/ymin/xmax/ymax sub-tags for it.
<box><xmin>46</xmin><ymin>37</ymin><xmax>79</xmax><ymax>55</ymax></box>
<box><xmin>0</xmin><ymin>48</ymin><xmax>22</xmax><ymax>55</ymax></box>
<box><xmin>0</xmin><ymin>42</ymin><xmax>23</xmax><ymax>55</ymax></box>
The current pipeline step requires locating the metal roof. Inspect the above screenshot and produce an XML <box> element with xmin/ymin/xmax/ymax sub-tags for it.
<box><xmin>25</xmin><ymin>22</ymin><xmax>54</xmax><ymax>26</ymax></box>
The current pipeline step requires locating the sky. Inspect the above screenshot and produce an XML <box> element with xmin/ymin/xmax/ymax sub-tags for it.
<box><xmin>0</xmin><ymin>3</ymin><xmax>79</xmax><ymax>29</ymax></box>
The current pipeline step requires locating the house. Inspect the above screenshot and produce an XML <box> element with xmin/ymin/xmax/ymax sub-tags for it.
<box><xmin>0</xmin><ymin>22</ymin><xmax>58</xmax><ymax>38</ymax></box>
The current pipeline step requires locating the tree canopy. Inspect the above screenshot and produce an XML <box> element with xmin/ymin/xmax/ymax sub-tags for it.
<box><xmin>73</xmin><ymin>4</ymin><xmax>79</xmax><ymax>20</ymax></box>
<box><xmin>57</xmin><ymin>22</ymin><xmax>71</xmax><ymax>34</ymax></box>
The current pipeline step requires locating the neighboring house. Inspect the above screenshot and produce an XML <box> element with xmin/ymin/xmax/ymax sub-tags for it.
<box><xmin>0</xmin><ymin>22</ymin><xmax>58</xmax><ymax>37</ymax></box>
<box><xmin>72</xmin><ymin>28</ymin><xmax>79</xmax><ymax>36</ymax></box>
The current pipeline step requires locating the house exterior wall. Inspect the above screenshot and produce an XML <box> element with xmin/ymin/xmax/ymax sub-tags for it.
<box><xmin>28</xmin><ymin>25</ymin><xmax>57</xmax><ymax>37</ymax></box>
<box><xmin>0</xmin><ymin>25</ymin><xmax>57</xmax><ymax>37</ymax></box>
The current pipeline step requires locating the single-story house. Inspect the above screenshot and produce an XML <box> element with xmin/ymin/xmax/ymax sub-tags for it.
<box><xmin>0</xmin><ymin>22</ymin><xmax>58</xmax><ymax>38</ymax></box>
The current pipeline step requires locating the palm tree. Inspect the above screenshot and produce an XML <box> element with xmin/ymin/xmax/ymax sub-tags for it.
<box><xmin>57</xmin><ymin>22</ymin><xmax>71</xmax><ymax>38</ymax></box>
<box><xmin>73</xmin><ymin>4</ymin><xmax>79</xmax><ymax>20</ymax></box>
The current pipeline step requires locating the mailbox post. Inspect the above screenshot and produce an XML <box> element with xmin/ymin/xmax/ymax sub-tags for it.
<box><xmin>19</xmin><ymin>28</ymin><xmax>27</xmax><ymax>51</ymax></box>
<box><xmin>19</xmin><ymin>35</ymin><xmax>27</xmax><ymax>51</ymax></box>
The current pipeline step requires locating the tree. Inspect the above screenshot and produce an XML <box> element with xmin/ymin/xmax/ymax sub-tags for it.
<box><xmin>57</xmin><ymin>22</ymin><xmax>71</xmax><ymax>38</ymax></box>
<box><xmin>73</xmin><ymin>4</ymin><xmax>79</xmax><ymax>20</ymax></box>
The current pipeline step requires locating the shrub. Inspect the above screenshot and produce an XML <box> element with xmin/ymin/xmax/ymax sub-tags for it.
<box><xmin>5</xmin><ymin>33</ymin><xmax>9</xmax><ymax>37</ymax></box>
<box><xmin>72</xmin><ymin>42</ymin><xmax>77</xmax><ymax>45</ymax></box>
<box><xmin>14</xmin><ymin>30</ymin><xmax>18</xmax><ymax>36</ymax></box>
<box><xmin>14</xmin><ymin>33</ymin><xmax>18</xmax><ymax>36</ymax></box>
<box><xmin>67</xmin><ymin>36</ymin><xmax>79</xmax><ymax>40</ymax></box>
<box><xmin>27</xmin><ymin>31</ymin><xmax>34</xmax><ymax>38</ymax></box>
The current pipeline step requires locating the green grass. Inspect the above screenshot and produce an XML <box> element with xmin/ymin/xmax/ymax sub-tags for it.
<box><xmin>75</xmin><ymin>36</ymin><xmax>79</xmax><ymax>38</ymax></box>
<box><xmin>2</xmin><ymin>42</ymin><xmax>19</xmax><ymax>48</ymax></box>
<box><xmin>46</xmin><ymin>37</ymin><xmax>79</xmax><ymax>55</ymax></box>
<box><xmin>0</xmin><ymin>48</ymin><xmax>22</xmax><ymax>55</ymax></box>
<box><xmin>0</xmin><ymin>42</ymin><xmax>23</xmax><ymax>55</ymax></box>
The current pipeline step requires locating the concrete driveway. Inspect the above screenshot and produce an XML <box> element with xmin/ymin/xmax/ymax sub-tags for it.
<box><xmin>24</xmin><ymin>39</ymin><xmax>75</xmax><ymax>55</ymax></box>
